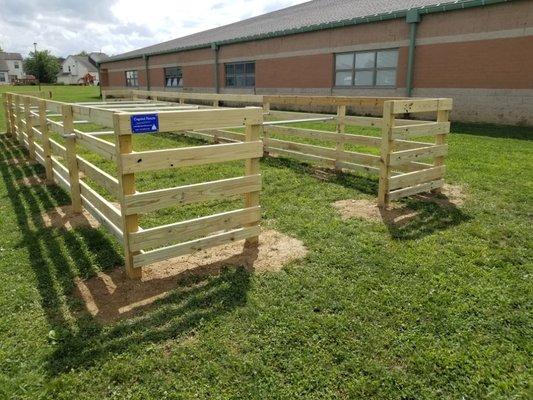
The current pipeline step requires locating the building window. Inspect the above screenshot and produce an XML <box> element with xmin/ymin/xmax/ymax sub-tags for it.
<box><xmin>335</xmin><ymin>49</ymin><xmax>398</xmax><ymax>87</ymax></box>
<box><xmin>0</xmin><ymin>73</ymin><xmax>5</xmax><ymax>82</ymax></box>
<box><xmin>14</xmin><ymin>63</ymin><xmax>19</xmax><ymax>69</ymax></box>
<box><xmin>125</xmin><ymin>70</ymin><xmax>138</xmax><ymax>87</ymax></box>
<box><xmin>225</xmin><ymin>62</ymin><xmax>255</xmax><ymax>88</ymax></box>
<box><xmin>164</xmin><ymin>67</ymin><xmax>183</xmax><ymax>87</ymax></box>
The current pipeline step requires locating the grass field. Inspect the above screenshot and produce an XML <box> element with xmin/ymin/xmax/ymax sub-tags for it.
<box><xmin>0</xmin><ymin>85</ymin><xmax>532</xmax><ymax>399</ymax></box>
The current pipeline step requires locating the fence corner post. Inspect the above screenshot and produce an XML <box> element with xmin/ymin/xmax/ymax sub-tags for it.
<box><xmin>3</xmin><ymin>93</ymin><xmax>11</xmax><ymax>136</ymax></box>
<box><xmin>24</xmin><ymin>97</ymin><xmax>36</xmax><ymax>159</ymax></box>
<box><xmin>378</xmin><ymin>101</ymin><xmax>395</xmax><ymax>208</ymax></box>
<box><xmin>335</xmin><ymin>104</ymin><xmax>346</xmax><ymax>172</ymax></box>
<box><xmin>62</xmin><ymin>104</ymin><xmax>82</xmax><ymax>213</ymax></box>
<box><xmin>432</xmin><ymin>101</ymin><xmax>450</xmax><ymax>194</ymax></box>
<box><xmin>114</xmin><ymin>113</ymin><xmax>142</xmax><ymax>280</ymax></box>
<box><xmin>39</xmin><ymin>99</ymin><xmax>54</xmax><ymax>183</ymax></box>
<box><xmin>244</xmin><ymin>111</ymin><xmax>263</xmax><ymax>247</ymax></box>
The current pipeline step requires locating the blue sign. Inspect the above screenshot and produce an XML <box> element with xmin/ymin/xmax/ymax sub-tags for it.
<box><xmin>131</xmin><ymin>114</ymin><xmax>159</xmax><ymax>134</ymax></box>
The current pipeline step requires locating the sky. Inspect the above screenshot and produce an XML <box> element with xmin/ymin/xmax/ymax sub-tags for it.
<box><xmin>0</xmin><ymin>0</ymin><xmax>308</xmax><ymax>58</ymax></box>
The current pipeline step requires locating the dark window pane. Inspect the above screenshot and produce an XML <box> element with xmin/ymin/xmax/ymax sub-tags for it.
<box><xmin>245</xmin><ymin>76</ymin><xmax>255</xmax><ymax>87</ymax></box>
<box><xmin>377</xmin><ymin>50</ymin><xmax>398</xmax><ymax>68</ymax></box>
<box><xmin>235</xmin><ymin>75</ymin><xmax>245</xmax><ymax>87</ymax></box>
<box><xmin>226</xmin><ymin>77</ymin><xmax>235</xmax><ymax>87</ymax></box>
<box><xmin>336</xmin><ymin>53</ymin><xmax>354</xmax><ymax>70</ymax></box>
<box><xmin>225</xmin><ymin>64</ymin><xmax>234</xmax><ymax>75</ymax></box>
<box><xmin>376</xmin><ymin>70</ymin><xmax>396</xmax><ymax>86</ymax></box>
<box><xmin>355</xmin><ymin>52</ymin><xmax>375</xmax><ymax>69</ymax></box>
<box><xmin>246</xmin><ymin>63</ymin><xmax>255</xmax><ymax>73</ymax></box>
<box><xmin>235</xmin><ymin>64</ymin><xmax>244</xmax><ymax>74</ymax></box>
<box><xmin>354</xmin><ymin>70</ymin><xmax>374</xmax><ymax>86</ymax></box>
<box><xmin>335</xmin><ymin>71</ymin><xmax>352</xmax><ymax>86</ymax></box>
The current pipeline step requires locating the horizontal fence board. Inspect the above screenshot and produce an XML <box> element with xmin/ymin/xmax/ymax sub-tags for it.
<box><xmin>267</xmin><ymin>147</ymin><xmax>336</xmax><ymax>168</ymax></box>
<box><xmin>79</xmin><ymin>180</ymin><xmax>122</xmax><ymax>228</ymax></box>
<box><xmin>128</xmin><ymin>89</ymin><xmax>263</xmax><ymax>104</ymax></box>
<box><xmin>265</xmin><ymin>125</ymin><xmax>382</xmax><ymax>148</ymax></box>
<box><xmin>336</xmin><ymin>161</ymin><xmax>380</xmax><ymax>175</ymax></box>
<box><xmin>121</xmin><ymin>141</ymin><xmax>263</xmax><ymax>173</ymax></box>
<box><xmin>389</xmin><ymin>166</ymin><xmax>446</xmax><ymax>190</ymax></box>
<box><xmin>199</xmin><ymin>129</ymin><xmax>246</xmax><ymax>142</ymax></box>
<box><xmin>47</xmin><ymin>119</ymin><xmax>64</xmax><ymax>134</ymax></box>
<box><xmin>71</xmin><ymin>105</ymin><xmax>114</xmax><ymax>128</ymax></box>
<box><xmin>116</xmin><ymin>107</ymin><xmax>262</xmax><ymax>135</ymax></box>
<box><xmin>391</xmin><ymin>98</ymin><xmax>453</xmax><ymax>114</ymax></box>
<box><xmin>265</xmin><ymin>138</ymin><xmax>380</xmax><ymax>166</ymax></box>
<box><xmin>75</xmin><ymin>131</ymin><xmax>116</xmax><ymax>161</ymax></box>
<box><xmin>390</xmin><ymin>145</ymin><xmax>448</xmax><ymax>166</ymax></box>
<box><xmin>77</xmin><ymin>156</ymin><xmax>119</xmax><ymax>196</ymax></box>
<box><xmin>129</xmin><ymin>206</ymin><xmax>261</xmax><ymax>252</ymax></box>
<box><xmin>124</xmin><ymin>174</ymin><xmax>261</xmax><ymax>215</ymax></box>
<box><xmin>34</xmin><ymin>142</ymin><xmax>44</xmax><ymax>160</ymax></box>
<box><xmin>264</xmin><ymin>95</ymin><xmax>405</xmax><ymax>108</ymax></box>
<box><xmin>132</xmin><ymin>226</ymin><xmax>261</xmax><ymax>268</ymax></box>
<box><xmin>80</xmin><ymin>195</ymin><xmax>124</xmax><ymax>242</ymax></box>
<box><xmin>31</xmin><ymin>127</ymin><xmax>43</xmax><ymax>140</ymax></box>
<box><xmin>392</xmin><ymin>122</ymin><xmax>450</xmax><ymax>139</ymax></box>
<box><xmin>388</xmin><ymin>179</ymin><xmax>444</xmax><ymax>201</ymax></box>
<box><xmin>49</xmin><ymin>139</ymin><xmax>67</xmax><ymax>158</ymax></box>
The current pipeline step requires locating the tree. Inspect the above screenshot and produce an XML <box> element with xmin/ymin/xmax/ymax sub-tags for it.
<box><xmin>23</xmin><ymin>50</ymin><xmax>60</xmax><ymax>83</ymax></box>
<box><xmin>76</xmin><ymin>50</ymin><xmax>89</xmax><ymax>56</ymax></box>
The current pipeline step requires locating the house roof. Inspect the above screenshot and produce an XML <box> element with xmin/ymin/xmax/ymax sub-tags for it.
<box><xmin>70</xmin><ymin>55</ymin><xmax>98</xmax><ymax>72</ymax></box>
<box><xmin>104</xmin><ymin>0</ymin><xmax>509</xmax><ymax>63</ymax></box>
<box><xmin>0</xmin><ymin>52</ymin><xmax>23</xmax><ymax>61</ymax></box>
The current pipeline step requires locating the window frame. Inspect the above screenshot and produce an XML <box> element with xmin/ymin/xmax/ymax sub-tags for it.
<box><xmin>225</xmin><ymin>61</ymin><xmax>255</xmax><ymax>88</ymax></box>
<box><xmin>0</xmin><ymin>72</ymin><xmax>5</xmax><ymax>82</ymax></box>
<box><xmin>164</xmin><ymin>66</ymin><xmax>183</xmax><ymax>88</ymax></box>
<box><xmin>125</xmin><ymin>70</ymin><xmax>139</xmax><ymax>87</ymax></box>
<box><xmin>333</xmin><ymin>48</ymin><xmax>399</xmax><ymax>88</ymax></box>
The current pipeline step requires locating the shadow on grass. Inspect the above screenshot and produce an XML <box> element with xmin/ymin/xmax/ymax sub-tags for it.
<box><xmin>451</xmin><ymin>122</ymin><xmax>533</xmax><ymax>141</ymax></box>
<box><xmin>263</xmin><ymin>155</ymin><xmax>378</xmax><ymax>196</ymax></box>
<box><xmin>0</xmin><ymin>135</ymin><xmax>251</xmax><ymax>375</ymax></box>
<box><xmin>265</xmin><ymin>155</ymin><xmax>471</xmax><ymax>239</ymax></box>
<box><xmin>380</xmin><ymin>193</ymin><xmax>472</xmax><ymax>241</ymax></box>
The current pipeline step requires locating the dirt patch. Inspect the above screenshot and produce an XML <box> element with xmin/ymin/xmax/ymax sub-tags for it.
<box><xmin>41</xmin><ymin>205</ymin><xmax>100</xmax><ymax>230</ymax></box>
<box><xmin>415</xmin><ymin>184</ymin><xmax>466</xmax><ymax>207</ymax></box>
<box><xmin>74</xmin><ymin>229</ymin><xmax>307</xmax><ymax>323</ymax></box>
<box><xmin>3</xmin><ymin>158</ymin><xmax>38</xmax><ymax>166</ymax></box>
<box><xmin>333</xmin><ymin>199</ymin><xmax>419</xmax><ymax>227</ymax></box>
<box><xmin>16</xmin><ymin>175</ymin><xmax>52</xmax><ymax>187</ymax></box>
<box><xmin>333</xmin><ymin>184</ymin><xmax>466</xmax><ymax>225</ymax></box>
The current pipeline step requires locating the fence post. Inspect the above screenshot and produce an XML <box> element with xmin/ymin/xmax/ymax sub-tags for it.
<box><xmin>2</xmin><ymin>93</ymin><xmax>10</xmax><ymax>136</ymax></box>
<box><xmin>7</xmin><ymin>94</ymin><xmax>15</xmax><ymax>139</ymax></box>
<box><xmin>15</xmin><ymin>95</ymin><xmax>24</xmax><ymax>146</ymax></box>
<box><xmin>378</xmin><ymin>101</ymin><xmax>396</xmax><ymax>208</ymax></box>
<box><xmin>335</xmin><ymin>105</ymin><xmax>346</xmax><ymax>171</ymax></box>
<box><xmin>212</xmin><ymin>100</ymin><xmax>219</xmax><ymax>107</ymax></box>
<box><xmin>62</xmin><ymin>105</ymin><xmax>82</xmax><ymax>213</ymax></box>
<box><xmin>114</xmin><ymin>114</ymin><xmax>142</xmax><ymax>279</ymax></box>
<box><xmin>432</xmin><ymin>102</ymin><xmax>450</xmax><ymax>194</ymax></box>
<box><xmin>102</xmin><ymin>90</ymin><xmax>107</xmax><ymax>101</ymax></box>
<box><xmin>24</xmin><ymin>97</ymin><xmax>36</xmax><ymax>159</ymax></box>
<box><xmin>244</xmin><ymin>118</ymin><xmax>262</xmax><ymax>246</ymax></box>
<box><xmin>39</xmin><ymin>99</ymin><xmax>54</xmax><ymax>183</ymax></box>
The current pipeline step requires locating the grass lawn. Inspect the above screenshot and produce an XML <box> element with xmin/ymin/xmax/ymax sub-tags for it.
<box><xmin>0</xmin><ymin>85</ymin><xmax>532</xmax><ymax>399</ymax></box>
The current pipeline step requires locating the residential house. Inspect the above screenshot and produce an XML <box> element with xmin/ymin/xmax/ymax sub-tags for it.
<box><xmin>57</xmin><ymin>53</ymin><xmax>109</xmax><ymax>85</ymax></box>
<box><xmin>0</xmin><ymin>52</ymin><xmax>24</xmax><ymax>85</ymax></box>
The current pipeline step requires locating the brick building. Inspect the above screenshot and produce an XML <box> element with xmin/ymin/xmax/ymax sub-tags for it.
<box><xmin>99</xmin><ymin>0</ymin><xmax>533</xmax><ymax>125</ymax></box>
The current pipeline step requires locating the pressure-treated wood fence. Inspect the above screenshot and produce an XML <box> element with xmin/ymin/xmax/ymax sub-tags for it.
<box><xmin>3</xmin><ymin>91</ymin><xmax>263</xmax><ymax>279</ymax></box>
<box><xmin>103</xmin><ymin>89</ymin><xmax>452</xmax><ymax>207</ymax></box>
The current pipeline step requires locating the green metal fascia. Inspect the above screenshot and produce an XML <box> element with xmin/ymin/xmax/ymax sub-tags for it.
<box><xmin>103</xmin><ymin>0</ymin><xmax>511</xmax><ymax>64</ymax></box>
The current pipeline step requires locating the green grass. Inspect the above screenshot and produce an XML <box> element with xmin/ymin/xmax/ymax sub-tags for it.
<box><xmin>0</xmin><ymin>85</ymin><xmax>532</xmax><ymax>399</ymax></box>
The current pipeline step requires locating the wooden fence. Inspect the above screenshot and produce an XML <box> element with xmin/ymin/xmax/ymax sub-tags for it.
<box><xmin>102</xmin><ymin>89</ymin><xmax>451</xmax><ymax>207</ymax></box>
<box><xmin>3</xmin><ymin>92</ymin><xmax>263</xmax><ymax>279</ymax></box>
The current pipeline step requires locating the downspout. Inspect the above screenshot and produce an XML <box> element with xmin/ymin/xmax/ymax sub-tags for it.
<box><xmin>212</xmin><ymin>43</ymin><xmax>220</xmax><ymax>94</ymax></box>
<box><xmin>143</xmin><ymin>54</ymin><xmax>151</xmax><ymax>91</ymax></box>
<box><xmin>405</xmin><ymin>9</ymin><xmax>421</xmax><ymax>97</ymax></box>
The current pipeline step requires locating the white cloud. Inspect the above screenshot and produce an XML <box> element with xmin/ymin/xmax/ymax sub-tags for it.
<box><xmin>0</xmin><ymin>0</ymin><xmax>307</xmax><ymax>57</ymax></box>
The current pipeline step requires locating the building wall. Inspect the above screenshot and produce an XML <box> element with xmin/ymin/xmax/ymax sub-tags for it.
<box><xmin>100</xmin><ymin>0</ymin><xmax>533</xmax><ymax>125</ymax></box>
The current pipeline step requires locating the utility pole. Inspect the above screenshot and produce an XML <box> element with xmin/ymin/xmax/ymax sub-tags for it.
<box><xmin>33</xmin><ymin>42</ymin><xmax>41</xmax><ymax>91</ymax></box>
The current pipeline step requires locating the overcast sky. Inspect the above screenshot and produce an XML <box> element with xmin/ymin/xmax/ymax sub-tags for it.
<box><xmin>0</xmin><ymin>0</ymin><xmax>308</xmax><ymax>58</ymax></box>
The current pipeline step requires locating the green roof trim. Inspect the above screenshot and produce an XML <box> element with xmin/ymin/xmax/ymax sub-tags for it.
<box><xmin>101</xmin><ymin>0</ymin><xmax>510</xmax><ymax>64</ymax></box>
